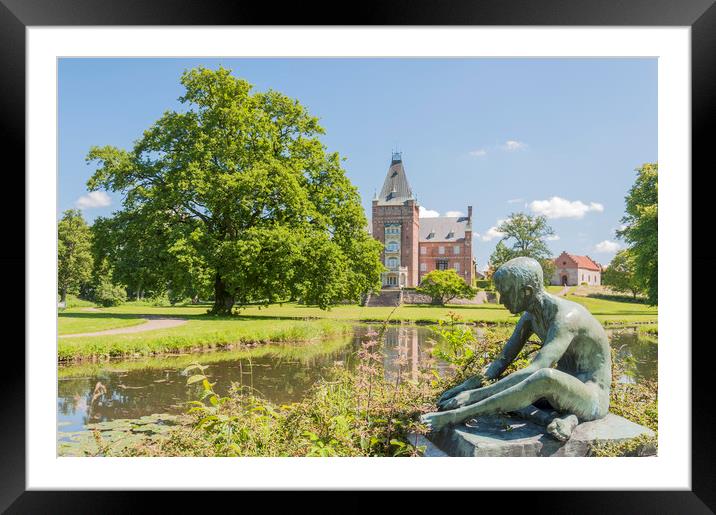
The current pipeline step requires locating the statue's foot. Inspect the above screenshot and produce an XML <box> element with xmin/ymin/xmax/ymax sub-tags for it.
<box><xmin>546</xmin><ymin>414</ymin><xmax>579</xmax><ymax>442</ymax></box>
<box><xmin>420</xmin><ymin>411</ymin><xmax>457</xmax><ymax>433</ymax></box>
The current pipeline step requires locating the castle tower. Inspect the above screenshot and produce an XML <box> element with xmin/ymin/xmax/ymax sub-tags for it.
<box><xmin>371</xmin><ymin>152</ymin><xmax>420</xmax><ymax>287</ymax></box>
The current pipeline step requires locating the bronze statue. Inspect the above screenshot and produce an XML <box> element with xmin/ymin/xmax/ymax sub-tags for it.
<box><xmin>421</xmin><ymin>257</ymin><xmax>611</xmax><ymax>441</ymax></box>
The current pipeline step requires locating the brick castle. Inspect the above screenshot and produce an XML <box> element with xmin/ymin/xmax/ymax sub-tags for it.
<box><xmin>371</xmin><ymin>153</ymin><xmax>477</xmax><ymax>288</ymax></box>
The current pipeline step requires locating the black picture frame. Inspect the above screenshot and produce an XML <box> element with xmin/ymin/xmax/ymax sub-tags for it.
<box><xmin>2</xmin><ymin>0</ymin><xmax>712</xmax><ymax>512</ymax></box>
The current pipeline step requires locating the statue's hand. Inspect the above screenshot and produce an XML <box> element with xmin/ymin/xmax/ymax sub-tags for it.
<box><xmin>483</xmin><ymin>362</ymin><xmax>500</xmax><ymax>381</ymax></box>
<box><xmin>438</xmin><ymin>391</ymin><xmax>474</xmax><ymax>411</ymax></box>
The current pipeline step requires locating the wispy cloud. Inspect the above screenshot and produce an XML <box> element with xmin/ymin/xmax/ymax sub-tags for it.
<box><xmin>75</xmin><ymin>191</ymin><xmax>111</xmax><ymax>209</ymax></box>
<box><xmin>594</xmin><ymin>240</ymin><xmax>621</xmax><ymax>253</ymax></box>
<box><xmin>507</xmin><ymin>198</ymin><xmax>524</xmax><ymax>204</ymax></box>
<box><xmin>419</xmin><ymin>206</ymin><xmax>440</xmax><ymax>218</ymax></box>
<box><xmin>546</xmin><ymin>234</ymin><xmax>560</xmax><ymax>241</ymax></box>
<box><xmin>501</xmin><ymin>140</ymin><xmax>527</xmax><ymax>151</ymax></box>
<box><xmin>469</xmin><ymin>149</ymin><xmax>487</xmax><ymax>157</ymax></box>
<box><xmin>445</xmin><ymin>210</ymin><xmax>465</xmax><ymax>217</ymax></box>
<box><xmin>528</xmin><ymin>196</ymin><xmax>604</xmax><ymax>219</ymax></box>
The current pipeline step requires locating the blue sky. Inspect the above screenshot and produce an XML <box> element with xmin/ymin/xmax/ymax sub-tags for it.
<box><xmin>59</xmin><ymin>58</ymin><xmax>657</xmax><ymax>269</ymax></box>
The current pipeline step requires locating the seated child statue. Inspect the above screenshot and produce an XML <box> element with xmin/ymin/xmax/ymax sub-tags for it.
<box><xmin>420</xmin><ymin>257</ymin><xmax>611</xmax><ymax>441</ymax></box>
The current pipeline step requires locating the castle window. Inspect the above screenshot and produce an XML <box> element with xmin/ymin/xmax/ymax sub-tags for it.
<box><xmin>420</xmin><ymin>247</ymin><xmax>426</xmax><ymax>255</ymax></box>
<box><xmin>453</xmin><ymin>246</ymin><xmax>460</xmax><ymax>255</ymax></box>
<box><xmin>437</xmin><ymin>260</ymin><xmax>448</xmax><ymax>271</ymax></box>
<box><xmin>386</xmin><ymin>241</ymin><xmax>399</xmax><ymax>252</ymax></box>
<box><xmin>439</xmin><ymin>246</ymin><xmax>445</xmax><ymax>255</ymax></box>
<box><xmin>388</xmin><ymin>257</ymin><xmax>398</xmax><ymax>269</ymax></box>
<box><xmin>420</xmin><ymin>263</ymin><xmax>427</xmax><ymax>272</ymax></box>
<box><xmin>454</xmin><ymin>262</ymin><xmax>460</xmax><ymax>272</ymax></box>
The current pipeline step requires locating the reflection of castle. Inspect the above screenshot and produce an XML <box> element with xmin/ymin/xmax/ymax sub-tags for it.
<box><xmin>371</xmin><ymin>153</ymin><xmax>477</xmax><ymax>288</ymax></box>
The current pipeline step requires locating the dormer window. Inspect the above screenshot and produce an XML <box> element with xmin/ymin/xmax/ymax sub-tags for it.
<box><xmin>447</xmin><ymin>231</ymin><xmax>454</xmax><ymax>239</ymax></box>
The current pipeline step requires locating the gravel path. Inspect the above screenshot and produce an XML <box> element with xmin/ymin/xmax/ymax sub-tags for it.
<box><xmin>59</xmin><ymin>317</ymin><xmax>188</xmax><ymax>338</ymax></box>
<box><xmin>557</xmin><ymin>286</ymin><xmax>572</xmax><ymax>296</ymax></box>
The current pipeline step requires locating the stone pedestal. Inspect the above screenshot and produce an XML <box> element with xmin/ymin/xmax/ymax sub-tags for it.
<box><xmin>425</xmin><ymin>413</ymin><xmax>655</xmax><ymax>457</ymax></box>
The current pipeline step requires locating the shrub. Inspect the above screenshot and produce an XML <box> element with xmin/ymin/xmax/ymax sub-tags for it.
<box><xmin>94</xmin><ymin>278</ymin><xmax>127</xmax><ymax>307</ymax></box>
<box><xmin>417</xmin><ymin>269</ymin><xmax>476</xmax><ymax>305</ymax></box>
<box><xmin>475</xmin><ymin>279</ymin><xmax>493</xmax><ymax>291</ymax></box>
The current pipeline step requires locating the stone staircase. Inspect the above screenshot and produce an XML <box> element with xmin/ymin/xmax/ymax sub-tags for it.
<box><xmin>363</xmin><ymin>289</ymin><xmax>403</xmax><ymax>307</ymax></box>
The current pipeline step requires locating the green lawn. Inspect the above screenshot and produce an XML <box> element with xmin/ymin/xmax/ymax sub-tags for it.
<box><xmin>58</xmin><ymin>309</ymin><xmax>147</xmax><ymax>335</ymax></box>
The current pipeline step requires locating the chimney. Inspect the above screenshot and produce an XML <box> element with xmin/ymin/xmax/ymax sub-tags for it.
<box><xmin>467</xmin><ymin>205</ymin><xmax>473</xmax><ymax>221</ymax></box>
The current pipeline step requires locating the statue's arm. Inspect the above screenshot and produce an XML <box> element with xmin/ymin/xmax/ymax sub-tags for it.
<box><xmin>484</xmin><ymin>313</ymin><xmax>533</xmax><ymax>380</ymax></box>
<box><xmin>468</xmin><ymin>326</ymin><xmax>573</xmax><ymax>399</ymax></box>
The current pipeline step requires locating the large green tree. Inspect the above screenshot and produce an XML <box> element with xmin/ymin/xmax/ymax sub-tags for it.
<box><xmin>602</xmin><ymin>249</ymin><xmax>642</xmax><ymax>299</ymax></box>
<box><xmin>617</xmin><ymin>163</ymin><xmax>657</xmax><ymax>305</ymax></box>
<box><xmin>57</xmin><ymin>209</ymin><xmax>93</xmax><ymax>304</ymax></box>
<box><xmin>86</xmin><ymin>67</ymin><xmax>382</xmax><ymax>315</ymax></box>
<box><xmin>488</xmin><ymin>213</ymin><xmax>555</xmax><ymax>285</ymax></box>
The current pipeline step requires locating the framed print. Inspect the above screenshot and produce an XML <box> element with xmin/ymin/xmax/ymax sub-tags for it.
<box><xmin>2</xmin><ymin>0</ymin><xmax>714</xmax><ymax>511</ymax></box>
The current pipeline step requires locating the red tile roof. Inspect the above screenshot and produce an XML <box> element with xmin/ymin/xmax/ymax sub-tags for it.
<box><xmin>565</xmin><ymin>253</ymin><xmax>601</xmax><ymax>271</ymax></box>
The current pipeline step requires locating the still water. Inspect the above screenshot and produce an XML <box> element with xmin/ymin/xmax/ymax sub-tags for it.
<box><xmin>57</xmin><ymin>325</ymin><xmax>656</xmax><ymax>437</ymax></box>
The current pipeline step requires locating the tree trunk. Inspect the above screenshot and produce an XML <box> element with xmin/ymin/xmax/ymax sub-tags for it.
<box><xmin>210</xmin><ymin>274</ymin><xmax>235</xmax><ymax>315</ymax></box>
<box><xmin>60</xmin><ymin>288</ymin><xmax>67</xmax><ymax>304</ymax></box>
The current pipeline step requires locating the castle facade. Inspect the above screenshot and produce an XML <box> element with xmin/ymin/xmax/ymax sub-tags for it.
<box><xmin>371</xmin><ymin>153</ymin><xmax>477</xmax><ymax>288</ymax></box>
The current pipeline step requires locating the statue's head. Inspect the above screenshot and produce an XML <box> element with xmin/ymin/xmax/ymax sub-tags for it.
<box><xmin>493</xmin><ymin>257</ymin><xmax>544</xmax><ymax>314</ymax></box>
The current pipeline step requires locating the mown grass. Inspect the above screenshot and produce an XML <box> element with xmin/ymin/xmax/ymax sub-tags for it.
<box><xmin>85</xmin><ymin>294</ymin><xmax>656</xmax><ymax>325</ymax></box>
<box><xmin>58</xmin><ymin>318</ymin><xmax>352</xmax><ymax>362</ymax></box>
<box><xmin>58</xmin><ymin>309</ymin><xmax>147</xmax><ymax>335</ymax></box>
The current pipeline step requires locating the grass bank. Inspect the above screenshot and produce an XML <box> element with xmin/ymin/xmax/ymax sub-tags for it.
<box><xmin>58</xmin><ymin>318</ymin><xmax>352</xmax><ymax>362</ymax></box>
<box><xmin>58</xmin><ymin>333</ymin><xmax>353</xmax><ymax>378</ymax></box>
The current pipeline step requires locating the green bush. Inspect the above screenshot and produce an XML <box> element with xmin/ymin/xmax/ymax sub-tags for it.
<box><xmin>475</xmin><ymin>279</ymin><xmax>493</xmax><ymax>291</ymax></box>
<box><xmin>417</xmin><ymin>269</ymin><xmax>477</xmax><ymax>305</ymax></box>
<box><xmin>94</xmin><ymin>278</ymin><xmax>127</xmax><ymax>307</ymax></box>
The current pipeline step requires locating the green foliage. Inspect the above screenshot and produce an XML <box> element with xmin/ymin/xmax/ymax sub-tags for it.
<box><xmin>474</xmin><ymin>279</ymin><xmax>493</xmax><ymax>291</ymax></box>
<box><xmin>416</xmin><ymin>269</ymin><xmax>476</xmax><ymax>305</ymax></box>
<box><xmin>602</xmin><ymin>249</ymin><xmax>642</xmax><ymax>299</ymax></box>
<box><xmin>86</xmin><ymin>66</ymin><xmax>382</xmax><ymax>315</ymax></box>
<box><xmin>94</xmin><ymin>274</ymin><xmax>127</xmax><ymax>307</ymax></box>
<box><xmin>488</xmin><ymin>213</ymin><xmax>555</xmax><ymax>285</ymax></box>
<box><xmin>430</xmin><ymin>312</ymin><xmax>477</xmax><ymax>371</ymax></box>
<box><xmin>57</xmin><ymin>209</ymin><xmax>94</xmax><ymax>303</ymax></box>
<box><xmin>617</xmin><ymin>163</ymin><xmax>657</xmax><ymax>305</ymax></box>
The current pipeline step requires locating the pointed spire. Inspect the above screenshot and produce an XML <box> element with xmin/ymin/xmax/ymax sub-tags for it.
<box><xmin>377</xmin><ymin>152</ymin><xmax>413</xmax><ymax>204</ymax></box>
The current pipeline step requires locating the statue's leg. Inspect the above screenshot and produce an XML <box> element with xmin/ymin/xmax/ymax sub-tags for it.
<box><xmin>512</xmin><ymin>404</ymin><xmax>558</xmax><ymax>426</ymax></box>
<box><xmin>512</xmin><ymin>404</ymin><xmax>580</xmax><ymax>441</ymax></box>
<box><xmin>421</xmin><ymin>368</ymin><xmax>605</xmax><ymax>433</ymax></box>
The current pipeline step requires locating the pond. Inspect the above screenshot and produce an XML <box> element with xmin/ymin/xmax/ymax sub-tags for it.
<box><xmin>57</xmin><ymin>324</ymin><xmax>656</xmax><ymax>452</ymax></box>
